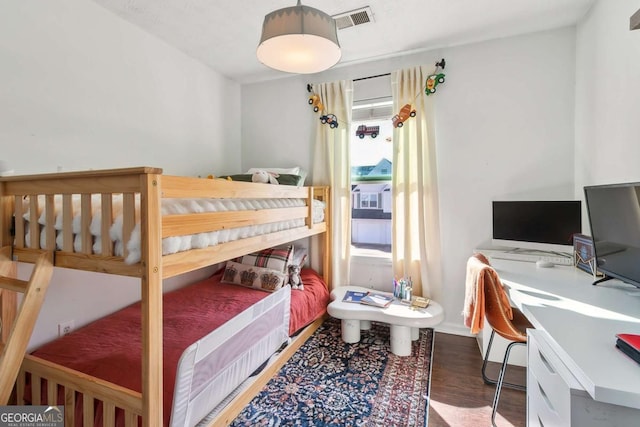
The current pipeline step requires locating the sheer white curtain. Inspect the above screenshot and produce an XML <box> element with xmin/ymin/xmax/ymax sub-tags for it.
<box><xmin>391</xmin><ymin>66</ymin><xmax>442</xmax><ymax>298</ymax></box>
<box><xmin>312</xmin><ymin>80</ymin><xmax>353</xmax><ymax>288</ymax></box>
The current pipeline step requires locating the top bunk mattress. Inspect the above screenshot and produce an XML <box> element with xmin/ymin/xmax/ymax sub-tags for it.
<box><xmin>20</xmin><ymin>195</ymin><xmax>326</xmax><ymax>264</ymax></box>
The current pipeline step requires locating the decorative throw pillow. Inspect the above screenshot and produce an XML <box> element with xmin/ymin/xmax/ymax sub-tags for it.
<box><xmin>221</xmin><ymin>174</ymin><xmax>303</xmax><ymax>186</ymax></box>
<box><xmin>273</xmin><ymin>174</ymin><xmax>304</xmax><ymax>186</ymax></box>
<box><xmin>246</xmin><ymin>166</ymin><xmax>301</xmax><ymax>176</ymax></box>
<box><xmin>221</xmin><ymin>261</ymin><xmax>287</xmax><ymax>292</ymax></box>
<box><xmin>291</xmin><ymin>246</ymin><xmax>308</xmax><ymax>268</ymax></box>
<box><xmin>241</xmin><ymin>245</ymin><xmax>293</xmax><ymax>273</ymax></box>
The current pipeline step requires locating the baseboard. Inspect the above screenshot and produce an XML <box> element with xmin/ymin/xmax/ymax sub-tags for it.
<box><xmin>433</xmin><ymin>321</ymin><xmax>474</xmax><ymax>337</ymax></box>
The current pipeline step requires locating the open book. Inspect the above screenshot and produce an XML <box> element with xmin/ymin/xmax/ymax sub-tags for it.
<box><xmin>360</xmin><ymin>292</ymin><xmax>394</xmax><ymax>308</ymax></box>
<box><xmin>342</xmin><ymin>290</ymin><xmax>367</xmax><ymax>303</ymax></box>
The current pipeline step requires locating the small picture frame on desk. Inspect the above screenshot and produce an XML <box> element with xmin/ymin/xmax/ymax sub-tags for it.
<box><xmin>573</xmin><ymin>234</ymin><xmax>601</xmax><ymax>278</ymax></box>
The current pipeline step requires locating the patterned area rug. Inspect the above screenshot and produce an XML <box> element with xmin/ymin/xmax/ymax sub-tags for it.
<box><xmin>230</xmin><ymin>318</ymin><xmax>434</xmax><ymax>427</ymax></box>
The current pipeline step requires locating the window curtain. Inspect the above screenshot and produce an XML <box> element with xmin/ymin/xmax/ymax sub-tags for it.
<box><xmin>391</xmin><ymin>66</ymin><xmax>442</xmax><ymax>299</ymax></box>
<box><xmin>311</xmin><ymin>80</ymin><xmax>353</xmax><ymax>287</ymax></box>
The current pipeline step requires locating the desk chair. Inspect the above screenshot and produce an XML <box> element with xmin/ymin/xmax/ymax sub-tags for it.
<box><xmin>474</xmin><ymin>257</ymin><xmax>533</xmax><ymax>426</ymax></box>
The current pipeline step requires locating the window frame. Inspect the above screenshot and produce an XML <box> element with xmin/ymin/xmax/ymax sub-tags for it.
<box><xmin>359</xmin><ymin>192</ymin><xmax>380</xmax><ymax>209</ymax></box>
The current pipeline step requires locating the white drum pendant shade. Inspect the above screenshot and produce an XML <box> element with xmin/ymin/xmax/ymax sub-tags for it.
<box><xmin>257</xmin><ymin>2</ymin><xmax>341</xmax><ymax>74</ymax></box>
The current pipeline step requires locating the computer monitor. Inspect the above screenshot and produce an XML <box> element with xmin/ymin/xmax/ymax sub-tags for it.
<box><xmin>584</xmin><ymin>182</ymin><xmax>640</xmax><ymax>288</ymax></box>
<box><xmin>492</xmin><ymin>200</ymin><xmax>582</xmax><ymax>254</ymax></box>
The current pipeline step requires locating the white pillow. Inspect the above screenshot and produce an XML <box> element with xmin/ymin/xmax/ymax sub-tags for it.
<box><xmin>246</xmin><ymin>167</ymin><xmax>301</xmax><ymax>176</ymax></box>
<box><xmin>296</xmin><ymin>168</ymin><xmax>307</xmax><ymax>185</ymax></box>
<box><xmin>291</xmin><ymin>246</ymin><xmax>308</xmax><ymax>268</ymax></box>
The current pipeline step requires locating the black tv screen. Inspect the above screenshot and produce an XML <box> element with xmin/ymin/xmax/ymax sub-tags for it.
<box><xmin>492</xmin><ymin>201</ymin><xmax>581</xmax><ymax>252</ymax></box>
<box><xmin>584</xmin><ymin>182</ymin><xmax>640</xmax><ymax>288</ymax></box>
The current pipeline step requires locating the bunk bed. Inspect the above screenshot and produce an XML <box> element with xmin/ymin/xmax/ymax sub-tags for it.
<box><xmin>0</xmin><ymin>166</ymin><xmax>332</xmax><ymax>427</ymax></box>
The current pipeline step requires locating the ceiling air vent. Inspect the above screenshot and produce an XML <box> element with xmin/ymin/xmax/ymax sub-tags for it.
<box><xmin>333</xmin><ymin>7</ymin><xmax>374</xmax><ymax>30</ymax></box>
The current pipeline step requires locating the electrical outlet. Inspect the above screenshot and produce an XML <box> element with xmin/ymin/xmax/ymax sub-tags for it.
<box><xmin>58</xmin><ymin>320</ymin><xmax>75</xmax><ymax>337</ymax></box>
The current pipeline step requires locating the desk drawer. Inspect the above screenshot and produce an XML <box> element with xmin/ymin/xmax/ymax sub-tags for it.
<box><xmin>528</xmin><ymin>330</ymin><xmax>582</xmax><ymax>426</ymax></box>
<box><xmin>528</xmin><ymin>370</ymin><xmax>562</xmax><ymax>427</ymax></box>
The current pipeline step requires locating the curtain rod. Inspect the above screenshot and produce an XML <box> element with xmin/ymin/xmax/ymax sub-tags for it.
<box><xmin>306</xmin><ymin>59</ymin><xmax>445</xmax><ymax>90</ymax></box>
<box><xmin>351</xmin><ymin>58</ymin><xmax>445</xmax><ymax>82</ymax></box>
<box><xmin>306</xmin><ymin>74</ymin><xmax>390</xmax><ymax>92</ymax></box>
<box><xmin>353</xmin><ymin>73</ymin><xmax>391</xmax><ymax>82</ymax></box>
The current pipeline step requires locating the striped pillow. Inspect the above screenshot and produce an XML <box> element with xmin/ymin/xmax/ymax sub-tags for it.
<box><xmin>240</xmin><ymin>245</ymin><xmax>293</xmax><ymax>273</ymax></box>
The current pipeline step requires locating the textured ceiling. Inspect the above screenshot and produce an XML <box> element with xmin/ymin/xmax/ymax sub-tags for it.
<box><xmin>90</xmin><ymin>0</ymin><xmax>595</xmax><ymax>84</ymax></box>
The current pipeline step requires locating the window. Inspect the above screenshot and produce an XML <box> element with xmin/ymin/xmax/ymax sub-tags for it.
<box><xmin>359</xmin><ymin>193</ymin><xmax>380</xmax><ymax>209</ymax></box>
<box><xmin>350</xmin><ymin>94</ymin><xmax>393</xmax><ymax>256</ymax></box>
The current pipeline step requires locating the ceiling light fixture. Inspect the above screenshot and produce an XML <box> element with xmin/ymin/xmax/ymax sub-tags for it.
<box><xmin>257</xmin><ymin>0</ymin><xmax>341</xmax><ymax>74</ymax></box>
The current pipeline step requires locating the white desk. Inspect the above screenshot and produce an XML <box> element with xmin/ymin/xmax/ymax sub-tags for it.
<box><xmin>492</xmin><ymin>259</ymin><xmax>640</xmax><ymax>425</ymax></box>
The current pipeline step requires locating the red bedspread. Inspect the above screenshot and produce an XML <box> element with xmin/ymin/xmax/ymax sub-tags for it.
<box><xmin>288</xmin><ymin>268</ymin><xmax>330</xmax><ymax>335</ymax></box>
<box><xmin>29</xmin><ymin>268</ymin><xmax>329</xmax><ymax>425</ymax></box>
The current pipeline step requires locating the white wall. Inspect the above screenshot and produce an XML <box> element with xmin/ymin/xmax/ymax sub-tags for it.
<box><xmin>1</xmin><ymin>0</ymin><xmax>241</xmax><ymax>178</ymax></box>
<box><xmin>575</xmin><ymin>0</ymin><xmax>640</xmax><ymax>196</ymax></box>
<box><xmin>437</xmin><ymin>29</ymin><xmax>577</xmax><ymax>335</ymax></box>
<box><xmin>1</xmin><ymin>0</ymin><xmax>241</xmax><ymax>348</ymax></box>
<box><xmin>240</xmin><ymin>75</ymin><xmax>315</xmax><ymax>175</ymax></box>
<box><xmin>241</xmin><ymin>28</ymin><xmax>577</xmax><ymax>335</ymax></box>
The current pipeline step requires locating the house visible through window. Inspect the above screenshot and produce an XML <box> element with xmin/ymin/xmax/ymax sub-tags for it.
<box><xmin>350</xmin><ymin>94</ymin><xmax>393</xmax><ymax>256</ymax></box>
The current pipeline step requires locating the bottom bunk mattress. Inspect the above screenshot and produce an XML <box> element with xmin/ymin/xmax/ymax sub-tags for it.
<box><xmin>27</xmin><ymin>268</ymin><xmax>329</xmax><ymax>426</ymax></box>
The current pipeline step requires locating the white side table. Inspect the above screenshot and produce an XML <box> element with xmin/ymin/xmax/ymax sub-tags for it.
<box><xmin>327</xmin><ymin>285</ymin><xmax>445</xmax><ymax>356</ymax></box>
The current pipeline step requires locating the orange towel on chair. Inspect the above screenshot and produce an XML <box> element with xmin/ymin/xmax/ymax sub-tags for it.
<box><xmin>462</xmin><ymin>253</ymin><xmax>513</xmax><ymax>334</ymax></box>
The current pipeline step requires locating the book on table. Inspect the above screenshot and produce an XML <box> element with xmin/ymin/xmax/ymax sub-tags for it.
<box><xmin>360</xmin><ymin>292</ymin><xmax>394</xmax><ymax>308</ymax></box>
<box><xmin>616</xmin><ymin>333</ymin><xmax>640</xmax><ymax>365</ymax></box>
<box><xmin>411</xmin><ymin>296</ymin><xmax>431</xmax><ymax>309</ymax></box>
<box><xmin>342</xmin><ymin>290</ymin><xmax>368</xmax><ymax>303</ymax></box>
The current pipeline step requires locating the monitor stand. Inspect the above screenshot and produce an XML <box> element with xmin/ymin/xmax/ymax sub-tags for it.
<box><xmin>592</xmin><ymin>275</ymin><xmax>613</xmax><ymax>286</ymax></box>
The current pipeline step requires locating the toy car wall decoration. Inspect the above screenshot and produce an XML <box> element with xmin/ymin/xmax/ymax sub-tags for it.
<box><xmin>425</xmin><ymin>73</ymin><xmax>445</xmax><ymax>95</ymax></box>
<box><xmin>392</xmin><ymin>104</ymin><xmax>416</xmax><ymax>128</ymax></box>
<box><xmin>355</xmin><ymin>125</ymin><xmax>379</xmax><ymax>139</ymax></box>
<box><xmin>320</xmin><ymin>114</ymin><xmax>339</xmax><ymax>128</ymax></box>
<box><xmin>308</xmin><ymin>94</ymin><xmax>323</xmax><ymax>112</ymax></box>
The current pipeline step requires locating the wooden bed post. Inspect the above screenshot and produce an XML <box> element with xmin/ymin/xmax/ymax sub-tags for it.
<box><xmin>309</xmin><ymin>186</ymin><xmax>332</xmax><ymax>290</ymax></box>
<box><xmin>0</xmin><ymin>184</ymin><xmax>17</xmax><ymax>346</ymax></box>
<box><xmin>323</xmin><ymin>187</ymin><xmax>332</xmax><ymax>290</ymax></box>
<box><xmin>140</xmin><ymin>172</ymin><xmax>163</xmax><ymax>427</ymax></box>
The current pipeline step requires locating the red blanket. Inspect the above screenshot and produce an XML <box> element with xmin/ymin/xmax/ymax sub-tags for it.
<box><xmin>29</xmin><ymin>268</ymin><xmax>329</xmax><ymax>425</ymax></box>
<box><xmin>288</xmin><ymin>268</ymin><xmax>330</xmax><ymax>335</ymax></box>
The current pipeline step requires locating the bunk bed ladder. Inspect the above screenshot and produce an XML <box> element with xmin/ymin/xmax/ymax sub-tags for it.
<box><xmin>0</xmin><ymin>247</ymin><xmax>53</xmax><ymax>404</ymax></box>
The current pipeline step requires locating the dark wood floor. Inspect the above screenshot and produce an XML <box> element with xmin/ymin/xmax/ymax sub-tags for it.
<box><xmin>428</xmin><ymin>332</ymin><xmax>526</xmax><ymax>427</ymax></box>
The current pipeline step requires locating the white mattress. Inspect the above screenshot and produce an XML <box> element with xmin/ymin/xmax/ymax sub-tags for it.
<box><xmin>21</xmin><ymin>195</ymin><xmax>325</xmax><ymax>264</ymax></box>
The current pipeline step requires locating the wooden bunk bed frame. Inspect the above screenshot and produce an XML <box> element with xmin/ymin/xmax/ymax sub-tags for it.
<box><xmin>0</xmin><ymin>166</ymin><xmax>331</xmax><ymax>427</ymax></box>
